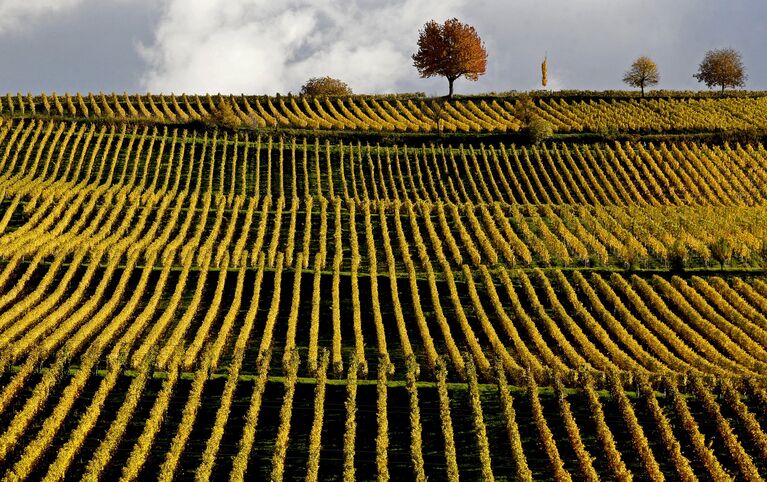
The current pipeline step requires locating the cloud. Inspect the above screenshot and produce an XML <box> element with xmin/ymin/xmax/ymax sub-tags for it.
<box><xmin>0</xmin><ymin>0</ymin><xmax>765</xmax><ymax>95</ymax></box>
<box><xmin>0</xmin><ymin>0</ymin><xmax>86</xmax><ymax>32</ymax></box>
<box><xmin>140</xmin><ymin>0</ymin><xmax>467</xmax><ymax>94</ymax></box>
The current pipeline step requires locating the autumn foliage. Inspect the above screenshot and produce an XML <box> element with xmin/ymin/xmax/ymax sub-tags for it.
<box><xmin>210</xmin><ymin>98</ymin><xmax>242</xmax><ymax>129</ymax></box>
<box><xmin>623</xmin><ymin>56</ymin><xmax>659</xmax><ymax>96</ymax></box>
<box><xmin>300</xmin><ymin>77</ymin><xmax>353</xmax><ymax>96</ymax></box>
<box><xmin>412</xmin><ymin>18</ymin><xmax>487</xmax><ymax>98</ymax></box>
<box><xmin>694</xmin><ymin>48</ymin><xmax>747</xmax><ymax>92</ymax></box>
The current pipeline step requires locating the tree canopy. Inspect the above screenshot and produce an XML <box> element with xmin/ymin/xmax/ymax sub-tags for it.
<box><xmin>694</xmin><ymin>48</ymin><xmax>746</xmax><ymax>92</ymax></box>
<box><xmin>622</xmin><ymin>56</ymin><xmax>659</xmax><ymax>96</ymax></box>
<box><xmin>300</xmin><ymin>77</ymin><xmax>352</xmax><ymax>96</ymax></box>
<box><xmin>412</xmin><ymin>18</ymin><xmax>487</xmax><ymax>98</ymax></box>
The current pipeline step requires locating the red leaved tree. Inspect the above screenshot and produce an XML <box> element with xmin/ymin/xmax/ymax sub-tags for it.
<box><xmin>412</xmin><ymin>18</ymin><xmax>487</xmax><ymax>98</ymax></box>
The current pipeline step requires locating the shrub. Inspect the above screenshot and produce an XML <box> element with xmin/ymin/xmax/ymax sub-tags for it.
<box><xmin>513</xmin><ymin>94</ymin><xmax>536</xmax><ymax>123</ymax></box>
<box><xmin>710</xmin><ymin>237</ymin><xmax>733</xmax><ymax>269</ymax></box>
<box><xmin>596</xmin><ymin>124</ymin><xmax>620</xmax><ymax>141</ymax></box>
<box><xmin>209</xmin><ymin>99</ymin><xmax>241</xmax><ymax>129</ymax></box>
<box><xmin>668</xmin><ymin>239</ymin><xmax>688</xmax><ymax>271</ymax></box>
<box><xmin>300</xmin><ymin>77</ymin><xmax>352</xmax><ymax>96</ymax></box>
<box><xmin>527</xmin><ymin>117</ymin><xmax>553</xmax><ymax>145</ymax></box>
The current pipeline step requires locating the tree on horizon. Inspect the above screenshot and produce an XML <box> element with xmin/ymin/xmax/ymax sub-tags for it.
<box><xmin>623</xmin><ymin>56</ymin><xmax>659</xmax><ymax>97</ymax></box>
<box><xmin>694</xmin><ymin>48</ymin><xmax>747</xmax><ymax>93</ymax></box>
<box><xmin>412</xmin><ymin>18</ymin><xmax>487</xmax><ymax>98</ymax></box>
<box><xmin>300</xmin><ymin>77</ymin><xmax>352</xmax><ymax>96</ymax></box>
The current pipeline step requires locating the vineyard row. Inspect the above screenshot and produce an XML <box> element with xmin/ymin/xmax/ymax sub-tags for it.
<box><xmin>3</xmin><ymin>92</ymin><xmax>767</xmax><ymax>133</ymax></box>
<box><xmin>2</xmin><ymin>233</ymin><xmax>767</xmax><ymax>383</ymax></box>
<box><xmin>0</xmin><ymin>347</ymin><xmax>765</xmax><ymax>481</ymax></box>
<box><xmin>2</xmin><ymin>119</ymin><xmax>767</xmax><ymax>207</ymax></box>
<box><xmin>3</xmin><ymin>183</ymin><xmax>767</xmax><ymax>273</ymax></box>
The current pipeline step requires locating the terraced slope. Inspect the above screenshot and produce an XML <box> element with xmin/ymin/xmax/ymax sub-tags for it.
<box><xmin>0</xmin><ymin>109</ymin><xmax>765</xmax><ymax>480</ymax></box>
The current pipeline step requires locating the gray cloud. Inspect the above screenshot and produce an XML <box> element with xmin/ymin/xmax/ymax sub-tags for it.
<box><xmin>0</xmin><ymin>0</ymin><xmax>85</xmax><ymax>33</ymax></box>
<box><xmin>139</xmin><ymin>0</ymin><xmax>467</xmax><ymax>94</ymax></box>
<box><xmin>0</xmin><ymin>0</ymin><xmax>764</xmax><ymax>95</ymax></box>
<box><xmin>0</xmin><ymin>0</ymin><xmax>160</xmax><ymax>94</ymax></box>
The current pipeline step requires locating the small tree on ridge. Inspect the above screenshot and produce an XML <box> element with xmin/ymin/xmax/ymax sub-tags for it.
<box><xmin>300</xmin><ymin>77</ymin><xmax>352</xmax><ymax>96</ymax></box>
<box><xmin>694</xmin><ymin>48</ymin><xmax>747</xmax><ymax>93</ymax></box>
<box><xmin>623</xmin><ymin>56</ymin><xmax>659</xmax><ymax>97</ymax></box>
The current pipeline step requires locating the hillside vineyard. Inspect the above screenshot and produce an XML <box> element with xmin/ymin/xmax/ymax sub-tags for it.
<box><xmin>3</xmin><ymin>91</ymin><xmax>767</xmax><ymax>132</ymax></box>
<box><xmin>0</xmin><ymin>100</ymin><xmax>766</xmax><ymax>481</ymax></box>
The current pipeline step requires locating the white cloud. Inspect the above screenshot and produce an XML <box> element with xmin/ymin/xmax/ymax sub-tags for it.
<box><xmin>140</xmin><ymin>0</ymin><xmax>467</xmax><ymax>94</ymax></box>
<box><xmin>2</xmin><ymin>0</ymin><xmax>763</xmax><ymax>94</ymax></box>
<box><xmin>0</xmin><ymin>0</ymin><xmax>85</xmax><ymax>32</ymax></box>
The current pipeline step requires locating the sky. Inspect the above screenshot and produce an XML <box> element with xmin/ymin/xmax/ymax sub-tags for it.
<box><xmin>0</xmin><ymin>0</ymin><xmax>764</xmax><ymax>96</ymax></box>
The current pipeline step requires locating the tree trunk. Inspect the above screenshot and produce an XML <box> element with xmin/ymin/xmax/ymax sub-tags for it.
<box><xmin>641</xmin><ymin>84</ymin><xmax>645</xmax><ymax>97</ymax></box>
<box><xmin>721</xmin><ymin>84</ymin><xmax>726</xmax><ymax>94</ymax></box>
<box><xmin>448</xmin><ymin>78</ymin><xmax>454</xmax><ymax>99</ymax></box>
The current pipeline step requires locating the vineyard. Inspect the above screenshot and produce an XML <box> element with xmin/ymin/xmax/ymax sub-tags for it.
<box><xmin>3</xmin><ymin>92</ymin><xmax>767</xmax><ymax>133</ymax></box>
<box><xmin>0</xmin><ymin>100</ymin><xmax>766</xmax><ymax>480</ymax></box>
